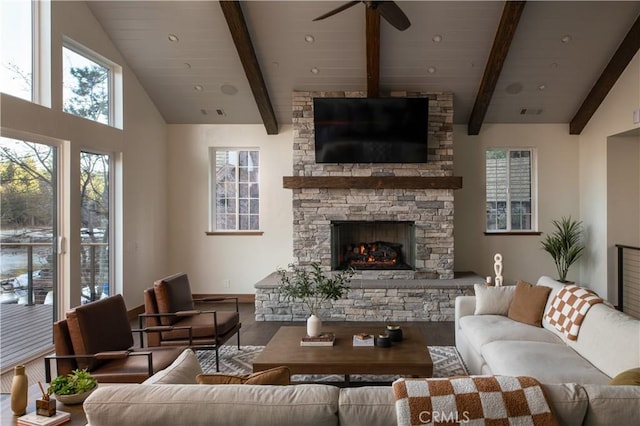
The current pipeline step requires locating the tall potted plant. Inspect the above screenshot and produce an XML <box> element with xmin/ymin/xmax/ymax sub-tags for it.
<box><xmin>541</xmin><ymin>216</ymin><xmax>585</xmax><ymax>283</ymax></box>
<box><xmin>277</xmin><ymin>262</ymin><xmax>354</xmax><ymax>337</ymax></box>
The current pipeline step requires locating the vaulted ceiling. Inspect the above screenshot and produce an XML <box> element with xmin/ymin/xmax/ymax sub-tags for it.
<box><xmin>87</xmin><ymin>1</ymin><xmax>640</xmax><ymax>135</ymax></box>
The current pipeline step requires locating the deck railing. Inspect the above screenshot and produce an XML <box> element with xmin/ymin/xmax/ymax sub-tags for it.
<box><xmin>616</xmin><ymin>244</ymin><xmax>640</xmax><ymax>319</ymax></box>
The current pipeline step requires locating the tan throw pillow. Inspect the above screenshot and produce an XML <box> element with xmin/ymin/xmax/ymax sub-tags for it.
<box><xmin>507</xmin><ymin>281</ymin><xmax>552</xmax><ymax>327</ymax></box>
<box><xmin>609</xmin><ymin>368</ymin><xmax>640</xmax><ymax>386</ymax></box>
<box><xmin>196</xmin><ymin>366</ymin><xmax>290</xmax><ymax>385</ymax></box>
<box><xmin>474</xmin><ymin>284</ymin><xmax>516</xmax><ymax>315</ymax></box>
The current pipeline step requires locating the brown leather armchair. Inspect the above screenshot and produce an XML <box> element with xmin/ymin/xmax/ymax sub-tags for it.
<box><xmin>140</xmin><ymin>272</ymin><xmax>241</xmax><ymax>371</ymax></box>
<box><xmin>45</xmin><ymin>294</ymin><xmax>188</xmax><ymax>383</ymax></box>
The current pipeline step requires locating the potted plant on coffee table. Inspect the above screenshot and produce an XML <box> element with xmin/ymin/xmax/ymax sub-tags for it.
<box><xmin>541</xmin><ymin>216</ymin><xmax>585</xmax><ymax>283</ymax></box>
<box><xmin>277</xmin><ymin>262</ymin><xmax>354</xmax><ymax>337</ymax></box>
<box><xmin>48</xmin><ymin>369</ymin><xmax>97</xmax><ymax>405</ymax></box>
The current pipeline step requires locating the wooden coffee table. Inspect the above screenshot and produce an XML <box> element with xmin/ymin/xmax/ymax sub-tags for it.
<box><xmin>253</xmin><ymin>326</ymin><xmax>432</xmax><ymax>382</ymax></box>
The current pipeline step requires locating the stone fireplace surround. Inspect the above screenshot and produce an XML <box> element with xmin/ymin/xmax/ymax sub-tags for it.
<box><xmin>254</xmin><ymin>91</ymin><xmax>475</xmax><ymax>322</ymax></box>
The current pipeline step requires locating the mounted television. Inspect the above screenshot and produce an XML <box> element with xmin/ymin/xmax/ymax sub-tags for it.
<box><xmin>313</xmin><ymin>97</ymin><xmax>429</xmax><ymax>163</ymax></box>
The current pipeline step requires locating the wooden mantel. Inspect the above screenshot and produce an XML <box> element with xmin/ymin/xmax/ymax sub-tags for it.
<box><xmin>282</xmin><ymin>176</ymin><xmax>463</xmax><ymax>190</ymax></box>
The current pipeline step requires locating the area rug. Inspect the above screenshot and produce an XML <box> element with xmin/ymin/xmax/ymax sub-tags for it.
<box><xmin>196</xmin><ymin>345</ymin><xmax>467</xmax><ymax>382</ymax></box>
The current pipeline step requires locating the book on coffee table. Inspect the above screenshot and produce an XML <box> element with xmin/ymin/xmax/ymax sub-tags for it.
<box><xmin>352</xmin><ymin>333</ymin><xmax>374</xmax><ymax>347</ymax></box>
<box><xmin>300</xmin><ymin>332</ymin><xmax>335</xmax><ymax>346</ymax></box>
<box><xmin>17</xmin><ymin>410</ymin><xmax>71</xmax><ymax>426</ymax></box>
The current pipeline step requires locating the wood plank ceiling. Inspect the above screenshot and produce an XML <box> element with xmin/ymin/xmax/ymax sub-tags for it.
<box><xmin>87</xmin><ymin>1</ymin><xmax>640</xmax><ymax>135</ymax></box>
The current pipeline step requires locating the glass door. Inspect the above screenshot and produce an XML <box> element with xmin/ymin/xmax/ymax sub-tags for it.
<box><xmin>0</xmin><ymin>135</ymin><xmax>58</xmax><ymax>369</ymax></box>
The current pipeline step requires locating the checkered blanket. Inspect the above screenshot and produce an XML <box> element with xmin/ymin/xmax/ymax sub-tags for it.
<box><xmin>544</xmin><ymin>284</ymin><xmax>602</xmax><ymax>341</ymax></box>
<box><xmin>393</xmin><ymin>376</ymin><xmax>558</xmax><ymax>426</ymax></box>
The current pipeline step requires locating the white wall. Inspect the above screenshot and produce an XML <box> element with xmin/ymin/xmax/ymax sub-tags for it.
<box><xmin>454</xmin><ymin>124</ymin><xmax>580</xmax><ymax>284</ymax></box>
<box><xmin>607</xmin><ymin>133</ymin><xmax>640</xmax><ymax>303</ymax></box>
<box><xmin>1</xmin><ymin>1</ymin><xmax>168</xmax><ymax>312</ymax></box>
<box><xmin>578</xmin><ymin>51</ymin><xmax>640</xmax><ymax>300</ymax></box>
<box><xmin>166</xmin><ymin>124</ymin><xmax>294</xmax><ymax>294</ymax></box>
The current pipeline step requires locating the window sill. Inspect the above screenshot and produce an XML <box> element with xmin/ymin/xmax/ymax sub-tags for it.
<box><xmin>484</xmin><ymin>231</ymin><xmax>542</xmax><ymax>236</ymax></box>
<box><xmin>205</xmin><ymin>231</ymin><xmax>264</xmax><ymax>236</ymax></box>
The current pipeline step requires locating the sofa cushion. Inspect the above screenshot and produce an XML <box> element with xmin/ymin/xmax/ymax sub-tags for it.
<box><xmin>582</xmin><ymin>384</ymin><xmax>640</xmax><ymax>426</ymax></box>
<box><xmin>196</xmin><ymin>366</ymin><xmax>290</xmax><ymax>385</ymax></box>
<box><xmin>566</xmin><ymin>303</ymin><xmax>640</xmax><ymax>379</ymax></box>
<box><xmin>473</xmin><ymin>284</ymin><xmax>516</xmax><ymax>315</ymax></box>
<box><xmin>481</xmin><ymin>341</ymin><xmax>611</xmax><ymax>385</ymax></box>
<box><xmin>609</xmin><ymin>368</ymin><xmax>640</xmax><ymax>386</ymax></box>
<box><xmin>143</xmin><ymin>349</ymin><xmax>203</xmax><ymax>385</ymax></box>
<box><xmin>338</xmin><ymin>387</ymin><xmax>396</xmax><ymax>426</ymax></box>
<box><xmin>541</xmin><ymin>383</ymin><xmax>588</xmax><ymax>426</ymax></box>
<box><xmin>458</xmin><ymin>315</ymin><xmax>563</xmax><ymax>353</ymax></box>
<box><xmin>154</xmin><ymin>273</ymin><xmax>195</xmax><ymax>326</ymax></box>
<box><xmin>84</xmin><ymin>384</ymin><xmax>340</xmax><ymax>426</ymax></box>
<box><xmin>508</xmin><ymin>281</ymin><xmax>551</xmax><ymax>327</ymax></box>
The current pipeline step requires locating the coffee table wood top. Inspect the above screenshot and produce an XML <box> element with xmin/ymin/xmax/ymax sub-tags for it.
<box><xmin>253</xmin><ymin>326</ymin><xmax>433</xmax><ymax>377</ymax></box>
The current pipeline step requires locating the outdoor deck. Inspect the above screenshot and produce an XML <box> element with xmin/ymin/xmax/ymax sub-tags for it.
<box><xmin>0</xmin><ymin>304</ymin><xmax>53</xmax><ymax>373</ymax></box>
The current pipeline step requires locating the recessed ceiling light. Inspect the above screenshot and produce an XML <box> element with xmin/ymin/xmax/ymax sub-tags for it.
<box><xmin>168</xmin><ymin>34</ymin><xmax>179</xmax><ymax>42</ymax></box>
<box><xmin>506</xmin><ymin>82</ymin><xmax>523</xmax><ymax>95</ymax></box>
<box><xmin>216</xmin><ymin>108</ymin><xmax>226</xmax><ymax>116</ymax></box>
<box><xmin>221</xmin><ymin>83</ymin><xmax>238</xmax><ymax>95</ymax></box>
<box><xmin>200</xmin><ymin>109</ymin><xmax>208</xmax><ymax>115</ymax></box>
<box><xmin>194</xmin><ymin>84</ymin><xmax>204</xmax><ymax>92</ymax></box>
<box><xmin>561</xmin><ymin>34</ymin><xmax>572</xmax><ymax>43</ymax></box>
<box><xmin>184</xmin><ymin>63</ymin><xmax>191</xmax><ymax>69</ymax></box>
<box><xmin>538</xmin><ymin>84</ymin><xmax>546</xmax><ymax>91</ymax></box>
<box><xmin>272</xmin><ymin>61</ymin><xmax>280</xmax><ymax>68</ymax></box>
<box><xmin>550</xmin><ymin>62</ymin><xmax>559</xmax><ymax>69</ymax></box>
<box><xmin>427</xmin><ymin>66</ymin><xmax>436</xmax><ymax>74</ymax></box>
<box><xmin>310</xmin><ymin>67</ymin><xmax>319</xmax><ymax>74</ymax></box>
<box><xmin>304</xmin><ymin>34</ymin><xmax>315</xmax><ymax>43</ymax></box>
<box><xmin>432</xmin><ymin>35</ymin><xmax>442</xmax><ymax>43</ymax></box>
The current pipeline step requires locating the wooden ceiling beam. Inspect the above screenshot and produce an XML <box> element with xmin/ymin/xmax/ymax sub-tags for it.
<box><xmin>570</xmin><ymin>14</ymin><xmax>640</xmax><ymax>135</ymax></box>
<box><xmin>366</xmin><ymin>7</ymin><xmax>380</xmax><ymax>97</ymax></box>
<box><xmin>468</xmin><ymin>1</ymin><xmax>526</xmax><ymax>135</ymax></box>
<box><xmin>219</xmin><ymin>1</ymin><xmax>278</xmax><ymax>135</ymax></box>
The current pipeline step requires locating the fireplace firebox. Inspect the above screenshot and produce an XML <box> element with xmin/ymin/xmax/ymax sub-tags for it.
<box><xmin>331</xmin><ymin>221</ymin><xmax>415</xmax><ymax>270</ymax></box>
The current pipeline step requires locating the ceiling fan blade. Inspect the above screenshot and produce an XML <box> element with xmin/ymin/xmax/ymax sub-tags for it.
<box><xmin>376</xmin><ymin>1</ymin><xmax>411</xmax><ymax>31</ymax></box>
<box><xmin>313</xmin><ymin>1</ymin><xmax>361</xmax><ymax>22</ymax></box>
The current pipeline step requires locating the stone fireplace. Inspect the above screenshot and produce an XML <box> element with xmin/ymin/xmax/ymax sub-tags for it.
<box><xmin>253</xmin><ymin>90</ymin><xmax>472</xmax><ymax>323</ymax></box>
<box><xmin>290</xmin><ymin>90</ymin><xmax>455</xmax><ymax>280</ymax></box>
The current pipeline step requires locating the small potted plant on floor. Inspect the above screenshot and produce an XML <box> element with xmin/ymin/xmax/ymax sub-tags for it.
<box><xmin>541</xmin><ymin>216</ymin><xmax>585</xmax><ymax>283</ymax></box>
<box><xmin>277</xmin><ymin>262</ymin><xmax>355</xmax><ymax>337</ymax></box>
<box><xmin>48</xmin><ymin>369</ymin><xmax>97</xmax><ymax>405</ymax></box>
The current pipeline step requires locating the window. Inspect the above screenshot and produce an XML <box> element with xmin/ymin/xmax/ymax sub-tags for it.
<box><xmin>62</xmin><ymin>38</ymin><xmax>122</xmax><ymax>127</ymax></box>
<box><xmin>79</xmin><ymin>151</ymin><xmax>111</xmax><ymax>304</ymax></box>
<box><xmin>210</xmin><ymin>149</ymin><xmax>260</xmax><ymax>232</ymax></box>
<box><xmin>1</xmin><ymin>0</ymin><xmax>49</xmax><ymax>103</ymax></box>
<box><xmin>485</xmin><ymin>148</ymin><xmax>537</xmax><ymax>232</ymax></box>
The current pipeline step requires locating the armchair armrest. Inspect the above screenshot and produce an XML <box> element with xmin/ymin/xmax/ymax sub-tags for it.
<box><xmin>44</xmin><ymin>351</ymin><xmax>153</xmax><ymax>383</ymax></box>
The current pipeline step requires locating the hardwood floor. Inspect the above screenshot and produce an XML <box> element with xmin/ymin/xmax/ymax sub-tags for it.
<box><xmin>219</xmin><ymin>302</ymin><xmax>456</xmax><ymax>347</ymax></box>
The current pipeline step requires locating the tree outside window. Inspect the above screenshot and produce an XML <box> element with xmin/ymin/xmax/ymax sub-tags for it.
<box><xmin>63</xmin><ymin>46</ymin><xmax>110</xmax><ymax>125</ymax></box>
<box><xmin>486</xmin><ymin>148</ymin><xmax>536</xmax><ymax>232</ymax></box>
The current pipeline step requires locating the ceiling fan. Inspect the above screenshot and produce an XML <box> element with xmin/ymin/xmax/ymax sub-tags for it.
<box><xmin>313</xmin><ymin>1</ymin><xmax>411</xmax><ymax>31</ymax></box>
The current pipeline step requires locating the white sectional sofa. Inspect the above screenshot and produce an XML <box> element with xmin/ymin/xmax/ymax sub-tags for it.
<box><xmin>455</xmin><ymin>276</ymin><xmax>639</xmax><ymax>384</ymax></box>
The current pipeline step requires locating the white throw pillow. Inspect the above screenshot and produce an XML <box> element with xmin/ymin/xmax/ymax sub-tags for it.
<box><xmin>143</xmin><ymin>349</ymin><xmax>203</xmax><ymax>385</ymax></box>
<box><xmin>474</xmin><ymin>283</ymin><xmax>516</xmax><ymax>315</ymax></box>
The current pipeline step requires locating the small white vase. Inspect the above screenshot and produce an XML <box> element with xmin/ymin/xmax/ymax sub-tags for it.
<box><xmin>306</xmin><ymin>314</ymin><xmax>322</xmax><ymax>337</ymax></box>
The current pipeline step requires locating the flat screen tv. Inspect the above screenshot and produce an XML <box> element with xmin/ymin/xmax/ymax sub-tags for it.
<box><xmin>313</xmin><ymin>97</ymin><xmax>429</xmax><ymax>163</ymax></box>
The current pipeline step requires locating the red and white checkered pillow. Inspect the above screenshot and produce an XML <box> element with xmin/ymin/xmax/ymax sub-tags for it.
<box><xmin>544</xmin><ymin>284</ymin><xmax>602</xmax><ymax>341</ymax></box>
